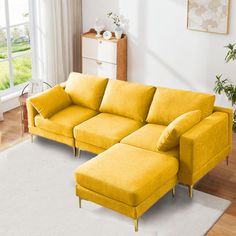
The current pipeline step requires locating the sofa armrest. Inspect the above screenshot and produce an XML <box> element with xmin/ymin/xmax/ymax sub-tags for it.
<box><xmin>214</xmin><ymin>106</ymin><xmax>233</xmax><ymax>146</ymax></box>
<box><xmin>179</xmin><ymin>111</ymin><xmax>231</xmax><ymax>177</ymax></box>
<box><xmin>26</xmin><ymin>99</ymin><xmax>39</xmax><ymax>127</ymax></box>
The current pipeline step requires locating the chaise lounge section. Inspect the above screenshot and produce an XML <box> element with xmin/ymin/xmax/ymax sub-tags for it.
<box><xmin>75</xmin><ymin>143</ymin><xmax>178</xmax><ymax>232</ymax></box>
<box><xmin>27</xmin><ymin>72</ymin><xmax>232</xmax><ymax>231</ymax></box>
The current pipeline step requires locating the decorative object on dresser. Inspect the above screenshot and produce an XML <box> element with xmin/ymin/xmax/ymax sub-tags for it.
<box><xmin>82</xmin><ymin>29</ymin><xmax>127</xmax><ymax>81</ymax></box>
<box><xmin>103</xmin><ymin>31</ymin><xmax>112</xmax><ymax>40</ymax></box>
<box><xmin>93</xmin><ymin>19</ymin><xmax>105</xmax><ymax>38</ymax></box>
<box><xmin>107</xmin><ymin>12</ymin><xmax>123</xmax><ymax>39</ymax></box>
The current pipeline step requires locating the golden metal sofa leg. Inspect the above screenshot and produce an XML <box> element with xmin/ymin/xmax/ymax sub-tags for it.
<box><xmin>134</xmin><ymin>218</ymin><xmax>138</xmax><ymax>232</ymax></box>
<box><xmin>78</xmin><ymin>197</ymin><xmax>82</xmax><ymax>208</ymax></box>
<box><xmin>226</xmin><ymin>156</ymin><xmax>229</xmax><ymax>166</ymax></box>
<box><xmin>30</xmin><ymin>134</ymin><xmax>33</xmax><ymax>143</ymax></box>
<box><xmin>188</xmin><ymin>185</ymin><xmax>193</xmax><ymax>198</ymax></box>
<box><xmin>172</xmin><ymin>186</ymin><xmax>176</xmax><ymax>198</ymax></box>
<box><xmin>73</xmin><ymin>147</ymin><xmax>77</xmax><ymax>157</ymax></box>
<box><xmin>78</xmin><ymin>148</ymin><xmax>81</xmax><ymax>158</ymax></box>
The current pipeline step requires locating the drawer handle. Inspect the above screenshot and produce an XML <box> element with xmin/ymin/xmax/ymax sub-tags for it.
<box><xmin>96</xmin><ymin>60</ymin><xmax>102</xmax><ymax>65</ymax></box>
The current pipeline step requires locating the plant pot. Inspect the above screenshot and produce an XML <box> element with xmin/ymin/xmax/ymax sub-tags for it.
<box><xmin>114</xmin><ymin>27</ymin><xmax>123</xmax><ymax>39</ymax></box>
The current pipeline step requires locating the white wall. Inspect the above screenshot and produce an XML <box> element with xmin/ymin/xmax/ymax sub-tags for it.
<box><xmin>82</xmin><ymin>0</ymin><xmax>236</xmax><ymax>107</ymax></box>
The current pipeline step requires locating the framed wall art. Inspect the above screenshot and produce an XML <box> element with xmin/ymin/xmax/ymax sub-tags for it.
<box><xmin>187</xmin><ymin>0</ymin><xmax>230</xmax><ymax>34</ymax></box>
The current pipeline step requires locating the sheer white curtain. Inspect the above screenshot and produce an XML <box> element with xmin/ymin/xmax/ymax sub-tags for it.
<box><xmin>31</xmin><ymin>0</ymin><xmax>82</xmax><ymax>85</ymax></box>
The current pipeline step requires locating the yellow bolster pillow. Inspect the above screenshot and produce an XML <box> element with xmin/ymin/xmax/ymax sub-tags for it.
<box><xmin>157</xmin><ymin>110</ymin><xmax>201</xmax><ymax>151</ymax></box>
<box><xmin>30</xmin><ymin>85</ymin><xmax>72</xmax><ymax>118</ymax></box>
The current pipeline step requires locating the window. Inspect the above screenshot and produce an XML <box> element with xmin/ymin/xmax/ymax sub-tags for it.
<box><xmin>0</xmin><ymin>0</ymin><xmax>32</xmax><ymax>95</ymax></box>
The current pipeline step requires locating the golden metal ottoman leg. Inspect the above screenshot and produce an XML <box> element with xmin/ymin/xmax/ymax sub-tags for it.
<box><xmin>134</xmin><ymin>218</ymin><xmax>138</xmax><ymax>232</ymax></box>
<box><xmin>172</xmin><ymin>186</ymin><xmax>176</xmax><ymax>198</ymax></box>
<box><xmin>188</xmin><ymin>185</ymin><xmax>193</xmax><ymax>198</ymax></box>
<box><xmin>79</xmin><ymin>197</ymin><xmax>82</xmax><ymax>208</ymax></box>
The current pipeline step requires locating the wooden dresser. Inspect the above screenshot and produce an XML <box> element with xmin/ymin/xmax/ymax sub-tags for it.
<box><xmin>82</xmin><ymin>29</ymin><xmax>127</xmax><ymax>81</ymax></box>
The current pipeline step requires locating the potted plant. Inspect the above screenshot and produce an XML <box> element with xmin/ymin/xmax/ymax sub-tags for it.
<box><xmin>107</xmin><ymin>12</ymin><xmax>123</xmax><ymax>39</ymax></box>
<box><xmin>214</xmin><ymin>43</ymin><xmax>236</xmax><ymax>132</ymax></box>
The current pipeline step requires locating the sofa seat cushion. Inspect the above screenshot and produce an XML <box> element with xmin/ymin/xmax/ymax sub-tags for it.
<box><xmin>75</xmin><ymin>143</ymin><xmax>179</xmax><ymax>206</ymax></box>
<box><xmin>121</xmin><ymin>124</ymin><xmax>179</xmax><ymax>158</ymax></box>
<box><xmin>147</xmin><ymin>87</ymin><xmax>215</xmax><ymax>125</ymax></box>
<box><xmin>35</xmin><ymin>105</ymin><xmax>98</xmax><ymax>138</ymax></box>
<box><xmin>99</xmin><ymin>80</ymin><xmax>156</xmax><ymax>122</ymax></box>
<box><xmin>74</xmin><ymin>113</ymin><xmax>143</xmax><ymax>149</ymax></box>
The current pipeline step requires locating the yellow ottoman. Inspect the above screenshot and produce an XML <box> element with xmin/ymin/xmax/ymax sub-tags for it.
<box><xmin>74</xmin><ymin>143</ymin><xmax>179</xmax><ymax>232</ymax></box>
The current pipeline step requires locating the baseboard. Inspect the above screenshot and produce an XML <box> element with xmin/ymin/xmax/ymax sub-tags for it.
<box><xmin>0</xmin><ymin>92</ymin><xmax>20</xmax><ymax>121</ymax></box>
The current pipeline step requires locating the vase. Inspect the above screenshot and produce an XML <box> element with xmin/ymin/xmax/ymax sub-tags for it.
<box><xmin>114</xmin><ymin>27</ymin><xmax>123</xmax><ymax>39</ymax></box>
<box><xmin>94</xmin><ymin>19</ymin><xmax>105</xmax><ymax>38</ymax></box>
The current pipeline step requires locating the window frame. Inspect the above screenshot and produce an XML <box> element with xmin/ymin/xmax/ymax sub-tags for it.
<box><xmin>0</xmin><ymin>0</ymin><xmax>35</xmax><ymax>96</ymax></box>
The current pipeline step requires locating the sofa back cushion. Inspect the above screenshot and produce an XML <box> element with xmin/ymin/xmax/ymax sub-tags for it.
<box><xmin>100</xmin><ymin>80</ymin><xmax>156</xmax><ymax>122</ymax></box>
<box><xmin>65</xmin><ymin>72</ymin><xmax>108</xmax><ymax>110</ymax></box>
<box><xmin>30</xmin><ymin>85</ymin><xmax>72</xmax><ymax>118</ymax></box>
<box><xmin>147</xmin><ymin>87</ymin><xmax>215</xmax><ymax>125</ymax></box>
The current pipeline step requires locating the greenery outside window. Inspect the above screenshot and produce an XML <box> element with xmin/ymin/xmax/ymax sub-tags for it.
<box><xmin>0</xmin><ymin>0</ymin><xmax>32</xmax><ymax>95</ymax></box>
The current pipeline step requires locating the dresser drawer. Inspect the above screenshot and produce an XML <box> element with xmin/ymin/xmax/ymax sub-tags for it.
<box><xmin>82</xmin><ymin>37</ymin><xmax>117</xmax><ymax>64</ymax></box>
<box><xmin>82</xmin><ymin>58</ymin><xmax>117</xmax><ymax>80</ymax></box>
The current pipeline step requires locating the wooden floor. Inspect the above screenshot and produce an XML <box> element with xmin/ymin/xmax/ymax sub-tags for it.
<box><xmin>0</xmin><ymin>107</ymin><xmax>29</xmax><ymax>150</ymax></box>
<box><xmin>0</xmin><ymin>107</ymin><xmax>236</xmax><ymax>235</ymax></box>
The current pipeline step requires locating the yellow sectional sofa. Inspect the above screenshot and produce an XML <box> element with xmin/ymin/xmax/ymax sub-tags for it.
<box><xmin>27</xmin><ymin>72</ymin><xmax>232</xmax><ymax>232</ymax></box>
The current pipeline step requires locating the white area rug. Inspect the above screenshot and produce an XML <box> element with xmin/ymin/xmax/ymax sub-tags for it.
<box><xmin>0</xmin><ymin>137</ymin><xmax>230</xmax><ymax>236</ymax></box>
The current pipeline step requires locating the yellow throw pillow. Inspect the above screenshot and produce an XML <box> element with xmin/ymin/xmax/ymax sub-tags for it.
<box><xmin>30</xmin><ymin>85</ymin><xmax>72</xmax><ymax>118</ymax></box>
<box><xmin>157</xmin><ymin>110</ymin><xmax>201</xmax><ymax>151</ymax></box>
